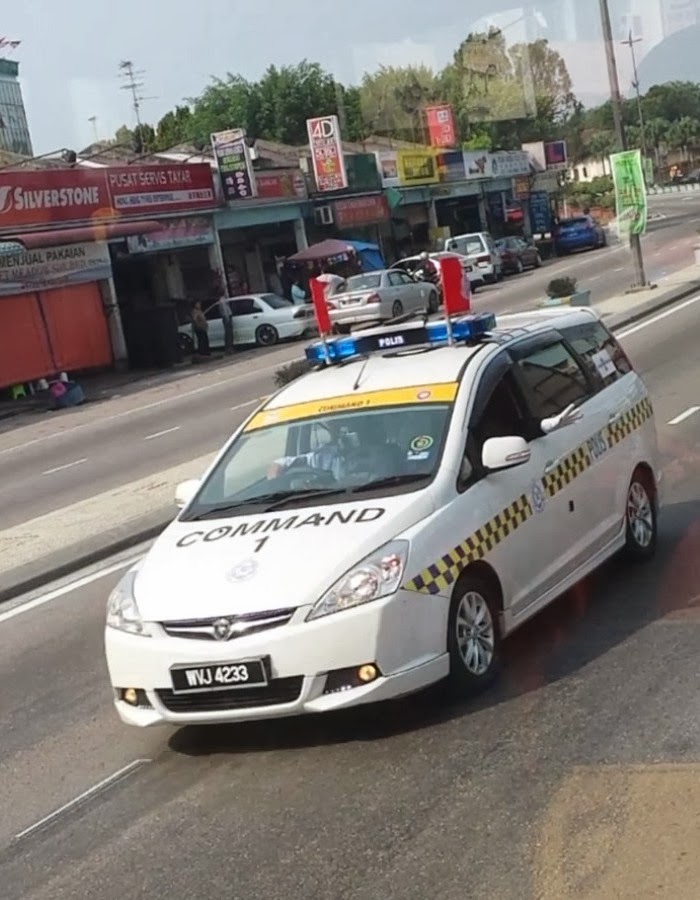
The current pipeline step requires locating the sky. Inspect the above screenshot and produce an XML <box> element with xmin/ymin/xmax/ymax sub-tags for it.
<box><xmin>2</xmin><ymin>0</ymin><xmax>694</xmax><ymax>155</ymax></box>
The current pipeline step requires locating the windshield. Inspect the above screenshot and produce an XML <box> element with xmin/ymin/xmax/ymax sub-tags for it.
<box><xmin>340</xmin><ymin>274</ymin><xmax>382</xmax><ymax>292</ymax></box>
<box><xmin>260</xmin><ymin>293</ymin><xmax>292</xmax><ymax>309</ymax></box>
<box><xmin>560</xmin><ymin>218</ymin><xmax>590</xmax><ymax>228</ymax></box>
<box><xmin>183</xmin><ymin>403</ymin><xmax>453</xmax><ymax>518</ymax></box>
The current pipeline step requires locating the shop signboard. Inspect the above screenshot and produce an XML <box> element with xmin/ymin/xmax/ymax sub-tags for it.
<box><xmin>0</xmin><ymin>240</ymin><xmax>112</xmax><ymax>296</ymax></box>
<box><xmin>425</xmin><ymin>105</ymin><xmax>457</xmax><ymax>148</ymax></box>
<box><xmin>333</xmin><ymin>195</ymin><xmax>389</xmax><ymax>229</ymax></box>
<box><xmin>127</xmin><ymin>216</ymin><xmax>214</xmax><ymax>254</ymax></box>
<box><xmin>376</xmin><ymin>151</ymin><xmax>400</xmax><ymax>188</ymax></box>
<box><xmin>0</xmin><ymin>164</ymin><xmax>217</xmax><ymax>230</ymax></box>
<box><xmin>463</xmin><ymin>151</ymin><xmax>491</xmax><ymax>181</ymax></box>
<box><xmin>490</xmin><ymin>151</ymin><xmax>531</xmax><ymax>178</ymax></box>
<box><xmin>345</xmin><ymin>153</ymin><xmax>382</xmax><ymax>193</ymax></box>
<box><xmin>397</xmin><ymin>149</ymin><xmax>439</xmax><ymax>186</ymax></box>
<box><xmin>254</xmin><ymin>169</ymin><xmax>307</xmax><ymax>200</ymax></box>
<box><xmin>437</xmin><ymin>150</ymin><xmax>467</xmax><ymax>183</ymax></box>
<box><xmin>211</xmin><ymin>129</ymin><xmax>257</xmax><ymax>201</ymax></box>
<box><xmin>529</xmin><ymin>190</ymin><xmax>552</xmax><ymax>234</ymax></box>
<box><xmin>307</xmin><ymin>115</ymin><xmax>348</xmax><ymax>192</ymax></box>
<box><xmin>544</xmin><ymin>140</ymin><xmax>568</xmax><ymax>171</ymax></box>
<box><xmin>512</xmin><ymin>175</ymin><xmax>531</xmax><ymax>200</ymax></box>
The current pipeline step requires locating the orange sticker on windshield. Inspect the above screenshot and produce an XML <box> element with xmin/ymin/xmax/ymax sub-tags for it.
<box><xmin>243</xmin><ymin>382</ymin><xmax>459</xmax><ymax>431</ymax></box>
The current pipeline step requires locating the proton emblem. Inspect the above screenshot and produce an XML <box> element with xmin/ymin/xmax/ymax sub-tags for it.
<box><xmin>227</xmin><ymin>559</ymin><xmax>258</xmax><ymax>583</ymax></box>
<box><xmin>212</xmin><ymin>618</ymin><xmax>233</xmax><ymax>641</ymax></box>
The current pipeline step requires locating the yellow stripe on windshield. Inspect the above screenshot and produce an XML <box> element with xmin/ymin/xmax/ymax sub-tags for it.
<box><xmin>243</xmin><ymin>382</ymin><xmax>460</xmax><ymax>431</ymax></box>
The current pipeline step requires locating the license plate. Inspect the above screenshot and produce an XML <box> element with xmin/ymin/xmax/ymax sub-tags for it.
<box><xmin>170</xmin><ymin>659</ymin><xmax>267</xmax><ymax>694</ymax></box>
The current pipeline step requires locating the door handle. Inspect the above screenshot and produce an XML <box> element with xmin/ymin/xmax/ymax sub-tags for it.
<box><xmin>609</xmin><ymin>411</ymin><xmax>624</xmax><ymax>425</ymax></box>
<box><xmin>544</xmin><ymin>458</ymin><xmax>560</xmax><ymax>474</ymax></box>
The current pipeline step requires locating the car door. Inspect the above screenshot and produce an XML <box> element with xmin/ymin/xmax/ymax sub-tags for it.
<box><xmin>559</xmin><ymin>317</ymin><xmax>640</xmax><ymax>553</ymax></box>
<box><xmin>229</xmin><ymin>297</ymin><xmax>257</xmax><ymax>344</ymax></box>
<box><xmin>204</xmin><ymin>301</ymin><xmax>224</xmax><ymax>347</ymax></box>
<box><xmin>453</xmin><ymin>351</ymin><xmax>571</xmax><ymax>622</ymax></box>
<box><xmin>398</xmin><ymin>270</ymin><xmax>427</xmax><ymax>310</ymax></box>
<box><xmin>508</xmin><ymin>332</ymin><xmax>605</xmax><ymax>594</ymax></box>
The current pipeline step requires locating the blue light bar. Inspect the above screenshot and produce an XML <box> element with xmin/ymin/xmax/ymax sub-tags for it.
<box><xmin>305</xmin><ymin>312</ymin><xmax>497</xmax><ymax>365</ymax></box>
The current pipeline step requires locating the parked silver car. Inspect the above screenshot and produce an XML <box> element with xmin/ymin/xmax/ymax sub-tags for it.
<box><xmin>328</xmin><ymin>269</ymin><xmax>438</xmax><ymax>330</ymax></box>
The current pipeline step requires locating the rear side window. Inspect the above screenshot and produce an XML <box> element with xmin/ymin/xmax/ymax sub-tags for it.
<box><xmin>561</xmin><ymin>321</ymin><xmax>633</xmax><ymax>389</ymax></box>
<box><xmin>511</xmin><ymin>340</ymin><xmax>591</xmax><ymax>419</ymax></box>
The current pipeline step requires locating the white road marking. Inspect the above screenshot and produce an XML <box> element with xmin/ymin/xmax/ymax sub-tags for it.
<box><xmin>231</xmin><ymin>398</ymin><xmax>262</xmax><ymax>412</ymax></box>
<box><xmin>42</xmin><ymin>458</ymin><xmax>87</xmax><ymax>476</ymax></box>
<box><xmin>617</xmin><ymin>293</ymin><xmax>700</xmax><ymax>339</ymax></box>
<box><xmin>668</xmin><ymin>406</ymin><xmax>700</xmax><ymax>426</ymax></box>
<box><xmin>144</xmin><ymin>426</ymin><xmax>180</xmax><ymax>442</ymax></box>
<box><xmin>0</xmin><ymin>555</ymin><xmax>141</xmax><ymax>625</ymax></box>
<box><xmin>14</xmin><ymin>759</ymin><xmax>151</xmax><ymax>841</ymax></box>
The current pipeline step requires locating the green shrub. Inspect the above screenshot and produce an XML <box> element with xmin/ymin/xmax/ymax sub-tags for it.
<box><xmin>547</xmin><ymin>276</ymin><xmax>578</xmax><ymax>298</ymax></box>
<box><xmin>274</xmin><ymin>358</ymin><xmax>312</xmax><ymax>387</ymax></box>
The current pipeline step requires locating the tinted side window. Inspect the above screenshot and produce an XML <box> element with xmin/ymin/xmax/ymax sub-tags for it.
<box><xmin>512</xmin><ymin>340</ymin><xmax>590</xmax><ymax>419</ymax></box>
<box><xmin>388</xmin><ymin>272</ymin><xmax>404</xmax><ymax>287</ymax></box>
<box><xmin>231</xmin><ymin>298</ymin><xmax>256</xmax><ymax>316</ymax></box>
<box><xmin>562</xmin><ymin>321</ymin><xmax>633</xmax><ymax>389</ymax></box>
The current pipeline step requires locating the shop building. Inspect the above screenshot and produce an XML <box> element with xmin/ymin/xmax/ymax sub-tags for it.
<box><xmin>0</xmin><ymin>160</ymin><xmax>220</xmax><ymax>387</ymax></box>
<box><xmin>0</xmin><ymin>58</ymin><xmax>33</xmax><ymax>156</ymax></box>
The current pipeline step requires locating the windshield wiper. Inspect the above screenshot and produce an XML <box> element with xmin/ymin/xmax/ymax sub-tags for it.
<box><xmin>350</xmin><ymin>474</ymin><xmax>431</xmax><ymax>493</ymax></box>
<box><xmin>184</xmin><ymin>488</ymin><xmax>349</xmax><ymax>520</ymax></box>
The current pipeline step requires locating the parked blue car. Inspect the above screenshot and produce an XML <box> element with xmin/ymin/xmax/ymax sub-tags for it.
<box><xmin>554</xmin><ymin>215</ymin><xmax>607</xmax><ymax>254</ymax></box>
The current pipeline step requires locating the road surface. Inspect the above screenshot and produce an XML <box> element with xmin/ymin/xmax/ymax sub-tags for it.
<box><xmin>1</xmin><ymin>294</ymin><xmax>699</xmax><ymax>899</ymax></box>
<box><xmin>0</xmin><ymin>191</ymin><xmax>698</xmax><ymax>529</ymax></box>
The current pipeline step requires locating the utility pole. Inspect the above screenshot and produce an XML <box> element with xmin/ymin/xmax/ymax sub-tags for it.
<box><xmin>599</xmin><ymin>0</ymin><xmax>648</xmax><ymax>290</ymax></box>
<box><xmin>622</xmin><ymin>31</ymin><xmax>647</xmax><ymax>156</ymax></box>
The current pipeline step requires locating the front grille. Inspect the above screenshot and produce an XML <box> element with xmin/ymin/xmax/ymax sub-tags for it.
<box><xmin>156</xmin><ymin>677</ymin><xmax>304</xmax><ymax>713</ymax></box>
<box><xmin>161</xmin><ymin>608</ymin><xmax>295</xmax><ymax>641</ymax></box>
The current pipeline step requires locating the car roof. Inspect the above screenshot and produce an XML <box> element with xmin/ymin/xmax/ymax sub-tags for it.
<box><xmin>264</xmin><ymin>307</ymin><xmax>600</xmax><ymax>411</ymax></box>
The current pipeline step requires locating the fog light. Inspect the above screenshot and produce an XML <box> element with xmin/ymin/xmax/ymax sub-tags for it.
<box><xmin>124</xmin><ymin>688</ymin><xmax>138</xmax><ymax>705</ymax></box>
<box><xmin>358</xmin><ymin>664</ymin><xmax>378</xmax><ymax>683</ymax></box>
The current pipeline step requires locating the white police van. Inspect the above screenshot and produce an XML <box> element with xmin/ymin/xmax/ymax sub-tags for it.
<box><xmin>105</xmin><ymin>307</ymin><xmax>661</xmax><ymax>726</ymax></box>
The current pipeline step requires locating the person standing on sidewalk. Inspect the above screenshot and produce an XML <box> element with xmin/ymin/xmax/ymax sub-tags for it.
<box><xmin>218</xmin><ymin>291</ymin><xmax>234</xmax><ymax>354</ymax></box>
<box><xmin>191</xmin><ymin>301</ymin><xmax>210</xmax><ymax>356</ymax></box>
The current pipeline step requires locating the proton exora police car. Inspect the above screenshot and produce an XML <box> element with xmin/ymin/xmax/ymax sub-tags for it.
<box><xmin>105</xmin><ymin>307</ymin><xmax>661</xmax><ymax>727</ymax></box>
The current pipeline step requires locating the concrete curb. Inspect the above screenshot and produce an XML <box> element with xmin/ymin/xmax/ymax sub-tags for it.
<box><xmin>0</xmin><ymin>510</ymin><xmax>173</xmax><ymax>605</ymax></box>
<box><xmin>3</xmin><ymin>279</ymin><xmax>699</xmax><ymax>605</ymax></box>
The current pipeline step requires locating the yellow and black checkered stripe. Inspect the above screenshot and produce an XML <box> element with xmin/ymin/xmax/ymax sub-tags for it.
<box><xmin>606</xmin><ymin>396</ymin><xmax>653</xmax><ymax>447</ymax></box>
<box><xmin>404</xmin><ymin>495</ymin><xmax>533</xmax><ymax>595</ymax></box>
<box><xmin>403</xmin><ymin>394</ymin><xmax>654</xmax><ymax>597</ymax></box>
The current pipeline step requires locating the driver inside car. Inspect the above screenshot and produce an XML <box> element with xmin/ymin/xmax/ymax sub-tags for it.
<box><xmin>266</xmin><ymin>417</ymin><xmax>397</xmax><ymax>482</ymax></box>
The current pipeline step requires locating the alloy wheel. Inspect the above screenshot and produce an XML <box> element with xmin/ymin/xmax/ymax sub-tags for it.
<box><xmin>455</xmin><ymin>591</ymin><xmax>495</xmax><ymax>676</ymax></box>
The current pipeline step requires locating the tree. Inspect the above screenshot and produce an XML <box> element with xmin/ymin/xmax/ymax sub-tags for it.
<box><xmin>156</xmin><ymin>105</ymin><xmax>194</xmax><ymax>149</ymax></box>
<box><xmin>586</xmin><ymin>130</ymin><xmax>616</xmax><ymax>174</ymax></box>
<box><xmin>358</xmin><ymin>65</ymin><xmax>441</xmax><ymax>141</ymax></box>
<box><xmin>253</xmin><ymin>61</ymin><xmax>339</xmax><ymax>144</ymax></box>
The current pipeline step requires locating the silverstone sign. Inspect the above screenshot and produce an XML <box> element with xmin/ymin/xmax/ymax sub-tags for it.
<box><xmin>0</xmin><ymin>164</ymin><xmax>216</xmax><ymax>229</ymax></box>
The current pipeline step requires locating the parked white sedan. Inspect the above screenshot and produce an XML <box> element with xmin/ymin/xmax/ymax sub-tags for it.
<box><xmin>178</xmin><ymin>293</ymin><xmax>316</xmax><ymax>350</ymax></box>
<box><xmin>327</xmin><ymin>269</ymin><xmax>438</xmax><ymax>330</ymax></box>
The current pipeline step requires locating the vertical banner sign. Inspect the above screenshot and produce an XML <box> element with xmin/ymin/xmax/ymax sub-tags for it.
<box><xmin>307</xmin><ymin>116</ymin><xmax>348</xmax><ymax>192</ymax></box>
<box><xmin>425</xmin><ymin>105</ymin><xmax>457</xmax><ymax>148</ymax></box>
<box><xmin>610</xmin><ymin>149</ymin><xmax>648</xmax><ymax>244</ymax></box>
<box><xmin>310</xmin><ymin>277</ymin><xmax>332</xmax><ymax>336</ymax></box>
<box><xmin>440</xmin><ymin>256</ymin><xmax>470</xmax><ymax>316</ymax></box>
<box><xmin>211</xmin><ymin>129</ymin><xmax>257</xmax><ymax>201</ymax></box>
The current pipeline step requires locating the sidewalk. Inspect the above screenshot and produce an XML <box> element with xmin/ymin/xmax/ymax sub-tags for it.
<box><xmin>1</xmin><ymin>267</ymin><xmax>699</xmax><ymax>603</ymax></box>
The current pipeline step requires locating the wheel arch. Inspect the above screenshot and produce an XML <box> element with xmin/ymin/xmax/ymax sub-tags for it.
<box><xmin>453</xmin><ymin>561</ymin><xmax>506</xmax><ymax>632</ymax></box>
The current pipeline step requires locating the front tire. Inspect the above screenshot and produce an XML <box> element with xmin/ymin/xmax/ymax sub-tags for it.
<box><xmin>446</xmin><ymin>574</ymin><xmax>502</xmax><ymax>696</ymax></box>
<box><xmin>622</xmin><ymin>468</ymin><xmax>657</xmax><ymax>562</ymax></box>
<box><xmin>255</xmin><ymin>323</ymin><xmax>279</xmax><ymax>346</ymax></box>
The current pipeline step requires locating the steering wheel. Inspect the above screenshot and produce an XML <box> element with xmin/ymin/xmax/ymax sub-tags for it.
<box><xmin>278</xmin><ymin>463</ymin><xmax>338</xmax><ymax>490</ymax></box>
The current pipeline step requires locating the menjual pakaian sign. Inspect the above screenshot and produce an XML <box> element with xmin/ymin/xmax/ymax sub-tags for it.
<box><xmin>0</xmin><ymin>241</ymin><xmax>112</xmax><ymax>296</ymax></box>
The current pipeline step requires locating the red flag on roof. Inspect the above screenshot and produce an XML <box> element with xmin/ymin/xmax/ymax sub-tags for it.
<box><xmin>439</xmin><ymin>255</ymin><xmax>471</xmax><ymax>316</ymax></box>
<box><xmin>310</xmin><ymin>277</ymin><xmax>332</xmax><ymax>336</ymax></box>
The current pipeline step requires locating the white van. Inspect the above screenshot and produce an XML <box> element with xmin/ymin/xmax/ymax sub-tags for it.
<box><xmin>444</xmin><ymin>232</ymin><xmax>503</xmax><ymax>283</ymax></box>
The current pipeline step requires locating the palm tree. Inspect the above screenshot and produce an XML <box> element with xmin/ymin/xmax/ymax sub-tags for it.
<box><xmin>586</xmin><ymin>130</ymin><xmax>616</xmax><ymax>176</ymax></box>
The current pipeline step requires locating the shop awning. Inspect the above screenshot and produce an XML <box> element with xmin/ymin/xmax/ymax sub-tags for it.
<box><xmin>8</xmin><ymin>220</ymin><xmax>163</xmax><ymax>250</ymax></box>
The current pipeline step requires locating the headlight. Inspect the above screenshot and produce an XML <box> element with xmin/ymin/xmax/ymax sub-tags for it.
<box><xmin>307</xmin><ymin>541</ymin><xmax>409</xmax><ymax>621</ymax></box>
<box><xmin>106</xmin><ymin>570</ymin><xmax>149</xmax><ymax>637</ymax></box>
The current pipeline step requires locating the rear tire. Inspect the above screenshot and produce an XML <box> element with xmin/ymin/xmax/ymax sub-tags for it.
<box><xmin>534</xmin><ymin>253</ymin><xmax>543</xmax><ymax>268</ymax></box>
<box><xmin>446</xmin><ymin>574</ymin><xmax>502</xmax><ymax>697</ymax></box>
<box><xmin>515</xmin><ymin>259</ymin><xmax>524</xmax><ymax>275</ymax></box>
<box><xmin>391</xmin><ymin>299</ymin><xmax>404</xmax><ymax>318</ymax></box>
<box><xmin>178</xmin><ymin>333</ymin><xmax>194</xmax><ymax>354</ymax></box>
<box><xmin>622</xmin><ymin>468</ymin><xmax>657</xmax><ymax>562</ymax></box>
<box><xmin>427</xmin><ymin>291</ymin><xmax>439</xmax><ymax>314</ymax></box>
<box><xmin>255</xmin><ymin>323</ymin><xmax>279</xmax><ymax>346</ymax></box>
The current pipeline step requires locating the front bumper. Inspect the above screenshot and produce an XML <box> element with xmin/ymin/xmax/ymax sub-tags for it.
<box><xmin>105</xmin><ymin>589</ymin><xmax>449</xmax><ymax>727</ymax></box>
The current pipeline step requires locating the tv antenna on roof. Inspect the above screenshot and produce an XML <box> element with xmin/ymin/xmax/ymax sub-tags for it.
<box><xmin>118</xmin><ymin>60</ymin><xmax>157</xmax><ymax>130</ymax></box>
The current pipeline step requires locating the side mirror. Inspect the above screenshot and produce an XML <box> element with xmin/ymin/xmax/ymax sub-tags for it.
<box><xmin>482</xmin><ymin>436</ymin><xmax>531</xmax><ymax>473</ymax></box>
<box><xmin>175</xmin><ymin>478</ymin><xmax>200</xmax><ymax>510</ymax></box>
